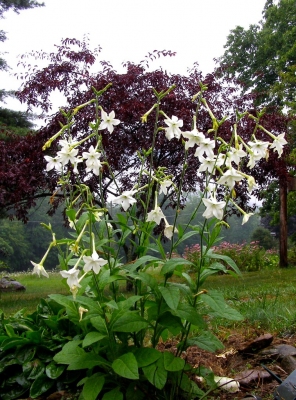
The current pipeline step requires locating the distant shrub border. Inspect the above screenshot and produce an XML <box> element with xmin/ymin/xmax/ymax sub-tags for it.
<box><xmin>184</xmin><ymin>241</ymin><xmax>279</xmax><ymax>271</ymax></box>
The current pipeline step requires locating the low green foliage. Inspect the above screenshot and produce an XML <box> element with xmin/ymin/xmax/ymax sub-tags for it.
<box><xmin>0</xmin><ymin>299</ymin><xmax>82</xmax><ymax>399</ymax></box>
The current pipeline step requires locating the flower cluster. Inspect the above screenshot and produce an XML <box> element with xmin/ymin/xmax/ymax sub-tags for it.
<box><xmin>44</xmin><ymin>110</ymin><xmax>120</xmax><ymax>175</ymax></box>
<box><xmin>162</xmin><ymin>112</ymin><xmax>287</xmax><ymax>222</ymax></box>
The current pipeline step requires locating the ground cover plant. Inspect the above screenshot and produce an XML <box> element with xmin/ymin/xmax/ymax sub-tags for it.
<box><xmin>0</xmin><ymin>83</ymin><xmax>287</xmax><ymax>400</ymax></box>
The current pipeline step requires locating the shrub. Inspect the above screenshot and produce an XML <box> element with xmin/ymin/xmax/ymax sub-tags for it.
<box><xmin>184</xmin><ymin>241</ymin><xmax>279</xmax><ymax>271</ymax></box>
<box><xmin>251</xmin><ymin>226</ymin><xmax>277</xmax><ymax>250</ymax></box>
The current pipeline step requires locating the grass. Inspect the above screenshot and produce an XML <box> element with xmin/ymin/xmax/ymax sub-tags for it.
<box><xmin>0</xmin><ymin>271</ymin><xmax>69</xmax><ymax>315</ymax></box>
<box><xmin>203</xmin><ymin>267</ymin><xmax>296</xmax><ymax>335</ymax></box>
<box><xmin>1</xmin><ymin>267</ymin><xmax>296</xmax><ymax>335</ymax></box>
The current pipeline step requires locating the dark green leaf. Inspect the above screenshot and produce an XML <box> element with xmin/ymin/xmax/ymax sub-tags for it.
<box><xmin>29</xmin><ymin>374</ymin><xmax>55</xmax><ymax>398</ymax></box>
<box><xmin>134</xmin><ymin>347</ymin><xmax>161</xmax><ymax>367</ymax></box>
<box><xmin>187</xmin><ymin>331</ymin><xmax>224</xmax><ymax>352</ymax></box>
<box><xmin>173</xmin><ymin>303</ymin><xmax>205</xmax><ymax>327</ymax></box>
<box><xmin>124</xmin><ymin>256</ymin><xmax>163</xmax><ymax>272</ymax></box>
<box><xmin>163</xmin><ymin>351</ymin><xmax>185</xmax><ymax>371</ymax></box>
<box><xmin>1</xmin><ymin>337</ymin><xmax>30</xmax><ymax>351</ymax></box>
<box><xmin>206</xmin><ymin>252</ymin><xmax>241</xmax><ymax>275</ymax></box>
<box><xmin>66</xmin><ymin>208</ymin><xmax>76</xmax><ymax>221</ymax></box>
<box><xmin>112</xmin><ymin>353</ymin><xmax>139</xmax><ymax>379</ymax></box>
<box><xmin>90</xmin><ymin>316</ymin><xmax>108</xmax><ymax>334</ymax></box>
<box><xmin>82</xmin><ymin>373</ymin><xmax>105</xmax><ymax>400</ymax></box>
<box><xmin>136</xmin><ymin>272</ymin><xmax>158</xmax><ymax>291</ymax></box>
<box><xmin>159</xmin><ymin>286</ymin><xmax>180</xmax><ymax>310</ymax></box>
<box><xmin>201</xmin><ymin>291</ymin><xmax>244</xmax><ymax>321</ymax></box>
<box><xmin>161</xmin><ymin>258</ymin><xmax>192</xmax><ymax>276</ymax></box>
<box><xmin>142</xmin><ymin>356</ymin><xmax>167</xmax><ymax>390</ymax></box>
<box><xmin>45</xmin><ymin>361</ymin><xmax>65</xmax><ymax>379</ymax></box>
<box><xmin>102</xmin><ymin>387</ymin><xmax>123</xmax><ymax>400</ymax></box>
<box><xmin>83</xmin><ymin>331</ymin><xmax>106</xmax><ymax>347</ymax></box>
<box><xmin>112</xmin><ymin>311</ymin><xmax>148</xmax><ymax>333</ymax></box>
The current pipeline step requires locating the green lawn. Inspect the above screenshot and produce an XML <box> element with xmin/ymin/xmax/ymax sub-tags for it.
<box><xmin>204</xmin><ymin>267</ymin><xmax>296</xmax><ymax>334</ymax></box>
<box><xmin>0</xmin><ymin>272</ymin><xmax>69</xmax><ymax>315</ymax></box>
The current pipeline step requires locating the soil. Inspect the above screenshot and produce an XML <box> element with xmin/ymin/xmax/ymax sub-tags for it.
<box><xmin>158</xmin><ymin>328</ymin><xmax>296</xmax><ymax>399</ymax></box>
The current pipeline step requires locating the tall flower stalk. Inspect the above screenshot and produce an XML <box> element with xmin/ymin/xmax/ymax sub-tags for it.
<box><xmin>30</xmin><ymin>83</ymin><xmax>286</xmax><ymax>399</ymax></box>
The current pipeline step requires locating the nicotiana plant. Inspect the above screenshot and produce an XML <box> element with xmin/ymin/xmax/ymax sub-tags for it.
<box><xmin>1</xmin><ymin>83</ymin><xmax>287</xmax><ymax>399</ymax></box>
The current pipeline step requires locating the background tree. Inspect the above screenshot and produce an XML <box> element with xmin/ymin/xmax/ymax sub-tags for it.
<box><xmin>218</xmin><ymin>0</ymin><xmax>296</xmax><ymax>266</ymax></box>
<box><xmin>251</xmin><ymin>226</ymin><xmax>277</xmax><ymax>250</ymax></box>
<box><xmin>0</xmin><ymin>199</ymin><xmax>70</xmax><ymax>272</ymax></box>
<box><xmin>218</xmin><ymin>0</ymin><xmax>296</xmax><ymax>110</ymax></box>
<box><xmin>0</xmin><ymin>0</ymin><xmax>43</xmax><ymax>136</ymax></box>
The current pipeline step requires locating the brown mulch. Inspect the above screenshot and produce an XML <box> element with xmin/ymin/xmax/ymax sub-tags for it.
<box><xmin>158</xmin><ymin>328</ymin><xmax>296</xmax><ymax>399</ymax></box>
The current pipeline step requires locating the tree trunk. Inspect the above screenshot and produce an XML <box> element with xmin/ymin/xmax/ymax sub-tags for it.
<box><xmin>279</xmin><ymin>179</ymin><xmax>288</xmax><ymax>267</ymax></box>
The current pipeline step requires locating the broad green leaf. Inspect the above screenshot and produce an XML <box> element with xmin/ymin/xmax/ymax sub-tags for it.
<box><xmin>45</xmin><ymin>361</ymin><xmax>65</xmax><ymax>379</ymax></box>
<box><xmin>54</xmin><ymin>342</ymin><xmax>110</xmax><ymax>370</ymax></box>
<box><xmin>187</xmin><ymin>331</ymin><xmax>224</xmax><ymax>352</ymax></box>
<box><xmin>66</xmin><ymin>208</ymin><xmax>76</xmax><ymax>221</ymax></box>
<box><xmin>159</xmin><ymin>286</ymin><xmax>180</xmax><ymax>310</ymax></box>
<box><xmin>142</xmin><ymin>356</ymin><xmax>167</xmax><ymax>390</ymax></box>
<box><xmin>25</xmin><ymin>330</ymin><xmax>42</xmax><ymax>343</ymax></box>
<box><xmin>29</xmin><ymin>374</ymin><xmax>55</xmax><ymax>398</ymax></box>
<box><xmin>25</xmin><ymin>359</ymin><xmax>45</xmax><ymax>380</ymax></box>
<box><xmin>76</xmin><ymin>211</ymin><xmax>89</xmax><ymax>230</ymax></box>
<box><xmin>112</xmin><ymin>353</ymin><xmax>139</xmax><ymax>379</ymax></box>
<box><xmin>174</xmin><ymin>230</ymin><xmax>199</xmax><ymax>246</ymax></box>
<box><xmin>134</xmin><ymin>348</ymin><xmax>161</xmax><ymax>367</ymax></box>
<box><xmin>112</xmin><ymin>311</ymin><xmax>148</xmax><ymax>333</ymax></box>
<box><xmin>90</xmin><ymin>316</ymin><xmax>108</xmax><ymax>334</ymax></box>
<box><xmin>53</xmin><ymin>341</ymin><xmax>84</xmax><ymax>364</ymax></box>
<box><xmin>157</xmin><ymin>312</ymin><xmax>184</xmax><ymax>335</ymax></box>
<box><xmin>102</xmin><ymin>387</ymin><xmax>123</xmax><ymax>400</ymax></box>
<box><xmin>48</xmin><ymin>294</ymin><xmax>75</xmax><ymax>309</ymax></box>
<box><xmin>68</xmin><ymin>353</ymin><xmax>110</xmax><ymax>370</ymax></box>
<box><xmin>200</xmin><ymin>262</ymin><xmax>228</xmax><ymax>283</ymax></box>
<box><xmin>173</xmin><ymin>303</ymin><xmax>205</xmax><ymax>327</ymax></box>
<box><xmin>206</xmin><ymin>251</ymin><xmax>241</xmax><ymax>275</ymax></box>
<box><xmin>136</xmin><ymin>271</ymin><xmax>158</xmax><ymax>291</ymax></box>
<box><xmin>124</xmin><ymin>255</ymin><xmax>163</xmax><ymax>272</ymax></box>
<box><xmin>117</xmin><ymin>295</ymin><xmax>142</xmax><ymax>311</ymax></box>
<box><xmin>179</xmin><ymin>371</ymin><xmax>205</xmax><ymax>397</ymax></box>
<box><xmin>1</xmin><ymin>337</ymin><xmax>30</xmax><ymax>351</ymax></box>
<box><xmin>201</xmin><ymin>291</ymin><xmax>244</xmax><ymax>321</ymax></box>
<box><xmin>163</xmin><ymin>351</ymin><xmax>185</xmax><ymax>371</ymax></box>
<box><xmin>182</xmin><ymin>272</ymin><xmax>196</xmax><ymax>291</ymax></box>
<box><xmin>161</xmin><ymin>258</ymin><xmax>193</xmax><ymax>276</ymax></box>
<box><xmin>16</xmin><ymin>346</ymin><xmax>36</xmax><ymax>363</ymax></box>
<box><xmin>83</xmin><ymin>331</ymin><xmax>106</xmax><ymax>347</ymax></box>
<box><xmin>82</xmin><ymin>373</ymin><xmax>105</xmax><ymax>400</ymax></box>
<box><xmin>98</xmin><ymin>269</ymin><xmax>124</xmax><ymax>290</ymax></box>
<box><xmin>73</xmin><ymin>296</ymin><xmax>102</xmax><ymax>315</ymax></box>
<box><xmin>105</xmin><ymin>299</ymin><xmax>119</xmax><ymax>310</ymax></box>
<box><xmin>4</xmin><ymin>324</ymin><xmax>16</xmax><ymax>337</ymax></box>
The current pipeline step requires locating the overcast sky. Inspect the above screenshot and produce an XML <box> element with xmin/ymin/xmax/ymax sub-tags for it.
<box><xmin>1</xmin><ymin>0</ymin><xmax>266</xmax><ymax>113</ymax></box>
